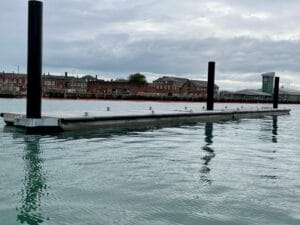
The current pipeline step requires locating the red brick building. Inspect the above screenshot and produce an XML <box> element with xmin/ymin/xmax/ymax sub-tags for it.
<box><xmin>0</xmin><ymin>73</ymin><xmax>27</xmax><ymax>96</ymax></box>
<box><xmin>1</xmin><ymin>73</ymin><xmax>219</xmax><ymax>98</ymax></box>
<box><xmin>42</xmin><ymin>74</ymin><xmax>68</xmax><ymax>95</ymax></box>
<box><xmin>181</xmin><ymin>80</ymin><xmax>219</xmax><ymax>97</ymax></box>
<box><xmin>152</xmin><ymin>76</ymin><xmax>189</xmax><ymax>96</ymax></box>
<box><xmin>87</xmin><ymin>80</ymin><xmax>155</xmax><ymax>96</ymax></box>
<box><xmin>42</xmin><ymin>73</ymin><xmax>90</xmax><ymax>96</ymax></box>
<box><xmin>152</xmin><ymin>76</ymin><xmax>219</xmax><ymax>97</ymax></box>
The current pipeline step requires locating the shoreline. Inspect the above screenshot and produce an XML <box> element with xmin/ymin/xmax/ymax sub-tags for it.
<box><xmin>1</xmin><ymin>96</ymin><xmax>299</xmax><ymax>104</ymax></box>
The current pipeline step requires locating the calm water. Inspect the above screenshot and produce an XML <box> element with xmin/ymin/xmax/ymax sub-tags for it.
<box><xmin>0</xmin><ymin>99</ymin><xmax>299</xmax><ymax>225</ymax></box>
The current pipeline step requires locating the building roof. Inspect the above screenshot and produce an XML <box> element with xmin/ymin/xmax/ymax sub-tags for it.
<box><xmin>189</xmin><ymin>80</ymin><xmax>207</xmax><ymax>88</ymax></box>
<box><xmin>189</xmin><ymin>80</ymin><xmax>219</xmax><ymax>89</ymax></box>
<box><xmin>43</xmin><ymin>74</ymin><xmax>76</xmax><ymax>80</ymax></box>
<box><xmin>280</xmin><ymin>88</ymin><xmax>300</xmax><ymax>96</ymax></box>
<box><xmin>234</xmin><ymin>89</ymin><xmax>272</xmax><ymax>96</ymax></box>
<box><xmin>153</xmin><ymin>76</ymin><xmax>188</xmax><ymax>84</ymax></box>
<box><xmin>0</xmin><ymin>73</ymin><xmax>26</xmax><ymax>78</ymax></box>
<box><xmin>261</xmin><ymin>72</ymin><xmax>275</xmax><ymax>77</ymax></box>
<box><xmin>114</xmin><ymin>79</ymin><xmax>129</xmax><ymax>83</ymax></box>
<box><xmin>82</xmin><ymin>75</ymin><xmax>98</xmax><ymax>80</ymax></box>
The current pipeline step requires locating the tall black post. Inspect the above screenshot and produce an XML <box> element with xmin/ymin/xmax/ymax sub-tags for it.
<box><xmin>273</xmin><ymin>77</ymin><xmax>280</xmax><ymax>109</ymax></box>
<box><xmin>26</xmin><ymin>0</ymin><xmax>43</xmax><ymax>119</ymax></box>
<box><xmin>207</xmin><ymin>61</ymin><xmax>215</xmax><ymax>110</ymax></box>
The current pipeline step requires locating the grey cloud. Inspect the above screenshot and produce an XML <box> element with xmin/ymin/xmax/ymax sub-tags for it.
<box><xmin>1</xmin><ymin>0</ymin><xmax>300</xmax><ymax>90</ymax></box>
<box><xmin>44</xmin><ymin>35</ymin><xmax>300</xmax><ymax>77</ymax></box>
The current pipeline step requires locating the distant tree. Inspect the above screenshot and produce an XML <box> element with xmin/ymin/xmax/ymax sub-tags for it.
<box><xmin>128</xmin><ymin>73</ymin><xmax>147</xmax><ymax>84</ymax></box>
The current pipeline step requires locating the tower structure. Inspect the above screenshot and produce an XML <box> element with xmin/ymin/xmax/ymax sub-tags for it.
<box><xmin>262</xmin><ymin>72</ymin><xmax>275</xmax><ymax>94</ymax></box>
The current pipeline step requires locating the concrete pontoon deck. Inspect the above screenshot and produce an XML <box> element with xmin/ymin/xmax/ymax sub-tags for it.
<box><xmin>0</xmin><ymin>108</ymin><xmax>291</xmax><ymax>133</ymax></box>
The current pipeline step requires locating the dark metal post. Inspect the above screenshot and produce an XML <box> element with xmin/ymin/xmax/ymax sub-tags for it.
<box><xmin>26</xmin><ymin>0</ymin><xmax>43</xmax><ymax>118</ymax></box>
<box><xmin>207</xmin><ymin>61</ymin><xmax>215</xmax><ymax>110</ymax></box>
<box><xmin>273</xmin><ymin>77</ymin><xmax>279</xmax><ymax>109</ymax></box>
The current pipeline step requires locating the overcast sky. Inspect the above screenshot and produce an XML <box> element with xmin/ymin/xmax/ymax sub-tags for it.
<box><xmin>1</xmin><ymin>0</ymin><xmax>300</xmax><ymax>90</ymax></box>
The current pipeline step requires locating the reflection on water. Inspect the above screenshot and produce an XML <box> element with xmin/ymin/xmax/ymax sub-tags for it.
<box><xmin>272</xmin><ymin>116</ymin><xmax>278</xmax><ymax>143</ymax></box>
<box><xmin>200</xmin><ymin>123</ymin><xmax>215</xmax><ymax>184</ymax></box>
<box><xmin>4</xmin><ymin>121</ymin><xmax>200</xmax><ymax>140</ymax></box>
<box><xmin>17</xmin><ymin>136</ymin><xmax>48</xmax><ymax>225</ymax></box>
<box><xmin>259</xmin><ymin>116</ymin><xmax>279</xmax><ymax>144</ymax></box>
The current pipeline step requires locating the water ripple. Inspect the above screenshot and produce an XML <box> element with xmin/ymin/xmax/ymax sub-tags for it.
<box><xmin>1</xmin><ymin>101</ymin><xmax>300</xmax><ymax>225</ymax></box>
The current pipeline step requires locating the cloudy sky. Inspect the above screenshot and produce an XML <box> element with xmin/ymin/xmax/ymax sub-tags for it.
<box><xmin>1</xmin><ymin>0</ymin><xmax>300</xmax><ymax>90</ymax></box>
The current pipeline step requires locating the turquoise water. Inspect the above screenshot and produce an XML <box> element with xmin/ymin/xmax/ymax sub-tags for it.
<box><xmin>0</xmin><ymin>99</ymin><xmax>299</xmax><ymax>225</ymax></box>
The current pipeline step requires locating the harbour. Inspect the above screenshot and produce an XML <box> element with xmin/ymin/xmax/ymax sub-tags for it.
<box><xmin>0</xmin><ymin>107</ymin><xmax>291</xmax><ymax>132</ymax></box>
<box><xmin>1</xmin><ymin>0</ymin><xmax>300</xmax><ymax>224</ymax></box>
<box><xmin>0</xmin><ymin>99</ymin><xmax>299</xmax><ymax>225</ymax></box>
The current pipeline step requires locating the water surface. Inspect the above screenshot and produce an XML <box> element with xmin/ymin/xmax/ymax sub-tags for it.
<box><xmin>0</xmin><ymin>99</ymin><xmax>299</xmax><ymax>225</ymax></box>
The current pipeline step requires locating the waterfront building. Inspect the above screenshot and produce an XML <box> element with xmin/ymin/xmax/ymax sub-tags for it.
<box><xmin>87</xmin><ymin>80</ymin><xmax>154</xmax><ymax>97</ymax></box>
<box><xmin>262</xmin><ymin>72</ymin><xmax>275</xmax><ymax>94</ymax></box>
<box><xmin>152</xmin><ymin>76</ymin><xmax>219</xmax><ymax>97</ymax></box>
<box><xmin>279</xmin><ymin>88</ymin><xmax>300</xmax><ymax>102</ymax></box>
<box><xmin>0</xmin><ymin>73</ymin><xmax>27</xmax><ymax>97</ymax></box>
<box><xmin>218</xmin><ymin>89</ymin><xmax>272</xmax><ymax>102</ymax></box>
<box><xmin>152</xmin><ymin>76</ymin><xmax>188</xmax><ymax>96</ymax></box>
<box><xmin>181</xmin><ymin>80</ymin><xmax>219</xmax><ymax>97</ymax></box>
<box><xmin>42</xmin><ymin>74</ymin><xmax>69</xmax><ymax>96</ymax></box>
<box><xmin>81</xmin><ymin>75</ymin><xmax>99</xmax><ymax>83</ymax></box>
<box><xmin>0</xmin><ymin>73</ymin><xmax>219</xmax><ymax>99</ymax></box>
